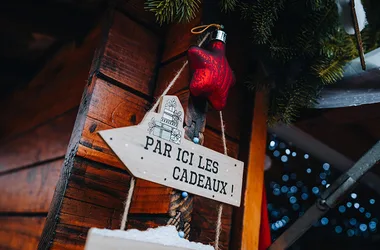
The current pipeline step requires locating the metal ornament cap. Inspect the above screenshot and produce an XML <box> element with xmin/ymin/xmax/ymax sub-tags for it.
<box><xmin>211</xmin><ymin>29</ymin><xmax>227</xmax><ymax>43</ymax></box>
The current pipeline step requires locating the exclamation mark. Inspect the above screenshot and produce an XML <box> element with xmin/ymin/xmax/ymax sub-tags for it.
<box><xmin>231</xmin><ymin>184</ymin><xmax>234</xmax><ymax>197</ymax></box>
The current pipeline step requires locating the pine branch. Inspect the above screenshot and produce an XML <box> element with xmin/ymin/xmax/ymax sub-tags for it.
<box><xmin>145</xmin><ymin>0</ymin><xmax>200</xmax><ymax>24</ymax></box>
<box><xmin>220</xmin><ymin>0</ymin><xmax>238</xmax><ymax>12</ymax></box>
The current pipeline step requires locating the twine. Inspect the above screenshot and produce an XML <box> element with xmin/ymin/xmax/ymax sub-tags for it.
<box><xmin>120</xmin><ymin>32</ymin><xmax>210</xmax><ymax>230</ymax></box>
<box><xmin>120</xmin><ymin>176</ymin><xmax>136</xmax><ymax>230</ymax></box>
<box><xmin>214</xmin><ymin>111</ymin><xmax>228</xmax><ymax>250</ymax></box>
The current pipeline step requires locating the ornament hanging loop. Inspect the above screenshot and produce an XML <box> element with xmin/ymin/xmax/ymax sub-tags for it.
<box><xmin>190</xmin><ymin>23</ymin><xmax>224</xmax><ymax>34</ymax></box>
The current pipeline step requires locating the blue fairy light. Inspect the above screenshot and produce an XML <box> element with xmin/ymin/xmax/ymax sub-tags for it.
<box><xmin>301</xmin><ymin>193</ymin><xmax>308</xmax><ymax>200</ymax></box>
<box><xmin>290</xmin><ymin>186</ymin><xmax>298</xmax><ymax>193</ymax></box>
<box><xmin>273</xmin><ymin>183</ymin><xmax>280</xmax><ymax>189</ymax></box>
<box><xmin>319</xmin><ymin>173</ymin><xmax>327</xmax><ymax>179</ymax></box>
<box><xmin>323</xmin><ymin>163</ymin><xmax>330</xmax><ymax>171</ymax></box>
<box><xmin>351</xmin><ymin>193</ymin><xmax>357</xmax><ymax>199</ymax></box>
<box><xmin>279</xmin><ymin>142</ymin><xmax>286</xmax><ymax>149</ymax></box>
<box><xmin>290</xmin><ymin>173</ymin><xmax>297</xmax><ymax>180</ymax></box>
<box><xmin>281</xmin><ymin>155</ymin><xmax>288</xmax><ymax>163</ymax></box>
<box><xmin>282</xmin><ymin>175</ymin><xmax>289</xmax><ymax>182</ymax></box>
<box><xmin>349</xmin><ymin>218</ymin><xmax>357</xmax><ymax>226</ymax></box>
<box><xmin>193</xmin><ymin>137</ymin><xmax>200</xmax><ymax>144</ymax></box>
<box><xmin>306</xmin><ymin>168</ymin><xmax>312</xmax><ymax>174</ymax></box>
<box><xmin>365</xmin><ymin>212</ymin><xmax>371</xmax><ymax>218</ymax></box>
<box><xmin>369</xmin><ymin>221</ymin><xmax>377</xmax><ymax>231</ymax></box>
<box><xmin>285</xmin><ymin>149</ymin><xmax>291</xmax><ymax>155</ymax></box>
<box><xmin>312</xmin><ymin>187</ymin><xmax>319</xmax><ymax>194</ymax></box>
<box><xmin>281</xmin><ymin>186</ymin><xmax>289</xmax><ymax>193</ymax></box>
<box><xmin>289</xmin><ymin>196</ymin><xmax>297</xmax><ymax>204</ymax></box>
<box><xmin>292</xmin><ymin>204</ymin><xmax>300</xmax><ymax>211</ymax></box>
<box><xmin>347</xmin><ymin>229</ymin><xmax>355</xmax><ymax>237</ymax></box>
<box><xmin>354</xmin><ymin>203</ymin><xmax>360</xmax><ymax>209</ymax></box>
<box><xmin>359</xmin><ymin>207</ymin><xmax>365</xmax><ymax>213</ymax></box>
<box><xmin>338</xmin><ymin>205</ymin><xmax>346</xmax><ymax>213</ymax></box>
<box><xmin>321</xmin><ymin>217</ymin><xmax>329</xmax><ymax>226</ymax></box>
<box><xmin>178</xmin><ymin>231</ymin><xmax>185</xmax><ymax>238</ymax></box>
<box><xmin>273</xmin><ymin>188</ymin><xmax>281</xmax><ymax>196</ymax></box>
<box><xmin>292</xmin><ymin>152</ymin><xmax>297</xmax><ymax>157</ymax></box>
<box><xmin>270</xmin><ymin>141</ymin><xmax>276</xmax><ymax>147</ymax></box>
<box><xmin>335</xmin><ymin>226</ymin><xmax>343</xmax><ymax>234</ymax></box>
<box><xmin>321</xmin><ymin>180</ymin><xmax>327</xmax><ymax>185</ymax></box>
<box><xmin>370</xmin><ymin>199</ymin><xmax>376</xmax><ymax>205</ymax></box>
<box><xmin>347</xmin><ymin>202</ymin><xmax>352</xmax><ymax>208</ymax></box>
<box><xmin>181</xmin><ymin>192</ymin><xmax>188</xmax><ymax>198</ymax></box>
<box><xmin>283</xmin><ymin>216</ymin><xmax>290</xmax><ymax>223</ymax></box>
<box><xmin>273</xmin><ymin>150</ymin><xmax>280</xmax><ymax>157</ymax></box>
<box><xmin>360</xmin><ymin>224</ymin><xmax>368</xmax><ymax>232</ymax></box>
<box><xmin>304</xmin><ymin>154</ymin><xmax>309</xmax><ymax>159</ymax></box>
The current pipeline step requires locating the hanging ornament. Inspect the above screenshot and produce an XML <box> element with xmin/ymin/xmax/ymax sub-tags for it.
<box><xmin>336</xmin><ymin>0</ymin><xmax>368</xmax><ymax>70</ymax></box>
<box><xmin>188</xmin><ymin>27</ymin><xmax>235</xmax><ymax>111</ymax></box>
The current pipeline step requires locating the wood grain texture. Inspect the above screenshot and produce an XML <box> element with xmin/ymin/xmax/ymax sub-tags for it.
<box><xmin>0</xmin><ymin>26</ymin><xmax>101</xmax><ymax>139</ymax></box>
<box><xmin>190</xmin><ymin>197</ymin><xmax>232</xmax><ymax>250</ymax></box>
<box><xmin>161</xmin><ymin>15</ymin><xmax>201</xmax><ymax>62</ymax></box>
<box><xmin>241</xmin><ymin>90</ymin><xmax>268</xmax><ymax>250</ymax></box>
<box><xmin>0</xmin><ymin>217</ymin><xmax>46</xmax><ymax>250</ymax></box>
<box><xmin>99</xmin><ymin>11</ymin><xmax>161</xmax><ymax>96</ymax></box>
<box><xmin>0</xmin><ymin>109</ymin><xmax>77</xmax><ymax>174</ymax></box>
<box><xmin>0</xmin><ymin>159</ymin><xmax>63</xmax><ymax>213</ymax></box>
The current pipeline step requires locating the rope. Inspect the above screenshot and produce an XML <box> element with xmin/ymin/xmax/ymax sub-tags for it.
<box><xmin>120</xmin><ymin>30</ymin><xmax>211</xmax><ymax>231</ymax></box>
<box><xmin>144</xmin><ymin>33</ymin><xmax>210</xmax><ymax>118</ymax></box>
<box><xmin>215</xmin><ymin>111</ymin><xmax>228</xmax><ymax>250</ymax></box>
<box><xmin>120</xmin><ymin>177</ymin><xmax>136</xmax><ymax>230</ymax></box>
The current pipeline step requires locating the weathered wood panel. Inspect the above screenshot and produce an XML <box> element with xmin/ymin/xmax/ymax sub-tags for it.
<box><xmin>99</xmin><ymin>12</ymin><xmax>161</xmax><ymax>96</ymax></box>
<box><xmin>0</xmin><ymin>217</ymin><xmax>46</xmax><ymax>250</ymax></box>
<box><xmin>0</xmin><ymin>26</ymin><xmax>101</xmax><ymax>139</ymax></box>
<box><xmin>161</xmin><ymin>15</ymin><xmax>201</xmax><ymax>62</ymax></box>
<box><xmin>40</xmin><ymin>9</ymin><xmax>167</xmax><ymax>249</ymax></box>
<box><xmin>77</xmin><ymin>78</ymin><xmax>239</xmax><ymax>167</ymax></box>
<box><xmin>0</xmin><ymin>159</ymin><xmax>63</xmax><ymax>213</ymax></box>
<box><xmin>190</xmin><ymin>198</ymin><xmax>232</xmax><ymax>250</ymax></box>
<box><xmin>0</xmin><ymin>109</ymin><xmax>77</xmax><ymax>174</ymax></box>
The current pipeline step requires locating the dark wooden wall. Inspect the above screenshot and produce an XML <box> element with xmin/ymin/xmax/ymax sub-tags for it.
<box><xmin>0</xmin><ymin>18</ymin><xmax>102</xmax><ymax>249</ymax></box>
<box><xmin>1</xmin><ymin>2</ymin><xmax>252</xmax><ymax>250</ymax></box>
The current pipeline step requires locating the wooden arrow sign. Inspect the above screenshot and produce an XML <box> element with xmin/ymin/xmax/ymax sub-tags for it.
<box><xmin>99</xmin><ymin>96</ymin><xmax>244</xmax><ymax>206</ymax></box>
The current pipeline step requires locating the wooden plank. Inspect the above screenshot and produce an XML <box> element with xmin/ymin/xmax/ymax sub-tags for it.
<box><xmin>64</xmin><ymin>157</ymin><xmax>171</xmax><ymax>214</ymax></box>
<box><xmin>0</xmin><ymin>108</ymin><xmax>77</xmax><ymax>174</ymax></box>
<box><xmin>161</xmin><ymin>15</ymin><xmax>201</xmax><ymax>62</ymax></box>
<box><xmin>190</xmin><ymin>197</ymin><xmax>233</xmax><ymax>250</ymax></box>
<box><xmin>0</xmin><ymin>25</ymin><xmax>101</xmax><ymax>139</ymax></box>
<box><xmin>99</xmin><ymin>11</ymin><xmax>161</xmax><ymax>96</ymax></box>
<box><xmin>0</xmin><ymin>217</ymin><xmax>46</xmax><ymax>250</ymax></box>
<box><xmin>240</xmin><ymin>90</ymin><xmax>268</xmax><ymax>250</ymax></box>
<box><xmin>77</xmin><ymin>79</ymin><xmax>239</xmax><ymax>167</ymax></box>
<box><xmin>0</xmin><ymin>159</ymin><xmax>63</xmax><ymax>213</ymax></box>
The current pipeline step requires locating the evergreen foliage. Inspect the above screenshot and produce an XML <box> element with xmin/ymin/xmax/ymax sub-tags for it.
<box><xmin>145</xmin><ymin>0</ymin><xmax>380</xmax><ymax>124</ymax></box>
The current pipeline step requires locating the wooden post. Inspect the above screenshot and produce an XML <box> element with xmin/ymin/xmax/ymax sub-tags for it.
<box><xmin>242</xmin><ymin>90</ymin><xmax>268</xmax><ymax>250</ymax></box>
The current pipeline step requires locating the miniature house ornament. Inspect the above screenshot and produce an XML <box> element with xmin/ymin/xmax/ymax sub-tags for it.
<box><xmin>99</xmin><ymin>95</ymin><xmax>244</xmax><ymax>206</ymax></box>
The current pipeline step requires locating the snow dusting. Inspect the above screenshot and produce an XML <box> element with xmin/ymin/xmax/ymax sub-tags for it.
<box><xmin>90</xmin><ymin>226</ymin><xmax>214</xmax><ymax>250</ymax></box>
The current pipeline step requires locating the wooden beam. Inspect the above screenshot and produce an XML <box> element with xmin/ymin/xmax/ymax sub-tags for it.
<box><xmin>240</xmin><ymin>90</ymin><xmax>268</xmax><ymax>250</ymax></box>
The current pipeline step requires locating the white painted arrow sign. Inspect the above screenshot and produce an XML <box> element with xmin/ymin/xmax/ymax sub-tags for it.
<box><xmin>99</xmin><ymin>96</ymin><xmax>244</xmax><ymax>206</ymax></box>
